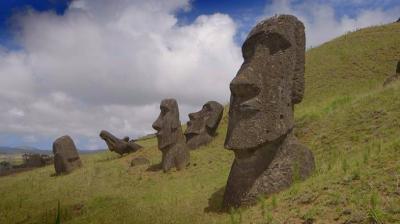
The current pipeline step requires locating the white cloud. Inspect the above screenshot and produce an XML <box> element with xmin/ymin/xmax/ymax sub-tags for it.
<box><xmin>1</xmin><ymin>0</ymin><xmax>398</xmax><ymax>149</ymax></box>
<box><xmin>0</xmin><ymin>0</ymin><xmax>242</xmax><ymax>149</ymax></box>
<box><xmin>263</xmin><ymin>0</ymin><xmax>400</xmax><ymax>47</ymax></box>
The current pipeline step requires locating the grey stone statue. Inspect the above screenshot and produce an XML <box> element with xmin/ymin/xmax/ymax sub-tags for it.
<box><xmin>222</xmin><ymin>15</ymin><xmax>315</xmax><ymax>208</ymax></box>
<box><xmin>53</xmin><ymin>135</ymin><xmax>82</xmax><ymax>175</ymax></box>
<box><xmin>99</xmin><ymin>130</ymin><xmax>142</xmax><ymax>156</ymax></box>
<box><xmin>152</xmin><ymin>99</ymin><xmax>190</xmax><ymax>172</ymax></box>
<box><xmin>184</xmin><ymin>101</ymin><xmax>224</xmax><ymax>149</ymax></box>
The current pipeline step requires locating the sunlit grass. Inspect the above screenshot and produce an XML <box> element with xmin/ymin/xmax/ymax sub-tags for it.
<box><xmin>0</xmin><ymin>22</ymin><xmax>400</xmax><ymax>223</ymax></box>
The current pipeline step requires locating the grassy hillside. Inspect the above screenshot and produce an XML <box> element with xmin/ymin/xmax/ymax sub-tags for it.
<box><xmin>0</xmin><ymin>22</ymin><xmax>399</xmax><ymax>224</ymax></box>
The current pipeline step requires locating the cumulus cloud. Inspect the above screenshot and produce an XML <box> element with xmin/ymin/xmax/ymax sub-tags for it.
<box><xmin>0</xmin><ymin>0</ymin><xmax>242</xmax><ymax>149</ymax></box>
<box><xmin>1</xmin><ymin>0</ymin><xmax>398</xmax><ymax>149</ymax></box>
<box><xmin>263</xmin><ymin>0</ymin><xmax>400</xmax><ymax>47</ymax></box>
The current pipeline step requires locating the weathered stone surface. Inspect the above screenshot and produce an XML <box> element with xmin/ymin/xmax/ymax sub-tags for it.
<box><xmin>52</xmin><ymin>135</ymin><xmax>82</xmax><ymax>175</ymax></box>
<box><xmin>184</xmin><ymin>101</ymin><xmax>224</xmax><ymax>149</ymax></box>
<box><xmin>222</xmin><ymin>15</ymin><xmax>315</xmax><ymax>208</ymax></box>
<box><xmin>152</xmin><ymin>99</ymin><xmax>189</xmax><ymax>172</ymax></box>
<box><xmin>99</xmin><ymin>130</ymin><xmax>142</xmax><ymax>156</ymax></box>
<box><xmin>130</xmin><ymin>157</ymin><xmax>150</xmax><ymax>167</ymax></box>
<box><xmin>383</xmin><ymin>61</ymin><xmax>400</xmax><ymax>86</ymax></box>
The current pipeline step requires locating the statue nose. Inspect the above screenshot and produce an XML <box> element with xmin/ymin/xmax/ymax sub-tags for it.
<box><xmin>189</xmin><ymin>112</ymin><xmax>200</xmax><ymax>120</ymax></box>
<box><xmin>152</xmin><ymin>120</ymin><xmax>162</xmax><ymax>131</ymax></box>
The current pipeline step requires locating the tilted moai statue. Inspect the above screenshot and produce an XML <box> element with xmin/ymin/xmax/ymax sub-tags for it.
<box><xmin>53</xmin><ymin>135</ymin><xmax>82</xmax><ymax>175</ymax></box>
<box><xmin>222</xmin><ymin>15</ymin><xmax>315</xmax><ymax>208</ymax></box>
<box><xmin>99</xmin><ymin>130</ymin><xmax>142</xmax><ymax>156</ymax></box>
<box><xmin>152</xmin><ymin>99</ymin><xmax>190</xmax><ymax>172</ymax></box>
<box><xmin>184</xmin><ymin>101</ymin><xmax>224</xmax><ymax>149</ymax></box>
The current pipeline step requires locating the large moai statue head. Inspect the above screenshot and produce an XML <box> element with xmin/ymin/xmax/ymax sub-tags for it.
<box><xmin>225</xmin><ymin>14</ymin><xmax>305</xmax><ymax>150</ymax></box>
<box><xmin>99</xmin><ymin>130</ymin><xmax>142</xmax><ymax>156</ymax></box>
<box><xmin>223</xmin><ymin>15</ymin><xmax>314</xmax><ymax>209</ymax></box>
<box><xmin>152</xmin><ymin>99</ymin><xmax>189</xmax><ymax>172</ymax></box>
<box><xmin>52</xmin><ymin>135</ymin><xmax>82</xmax><ymax>175</ymax></box>
<box><xmin>184</xmin><ymin>101</ymin><xmax>224</xmax><ymax>149</ymax></box>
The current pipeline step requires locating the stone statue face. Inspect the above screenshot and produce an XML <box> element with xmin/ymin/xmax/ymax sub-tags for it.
<box><xmin>152</xmin><ymin>99</ymin><xmax>181</xmax><ymax>150</ymax></box>
<box><xmin>185</xmin><ymin>101</ymin><xmax>223</xmax><ymax>140</ymax></box>
<box><xmin>99</xmin><ymin>130</ymin><xmax>119</xmax><ymax>151</ymax></box>
<box><xmin>225</xmin><ymin>16</ymin><xmax>305</xmax><ymax>150</ymax></box>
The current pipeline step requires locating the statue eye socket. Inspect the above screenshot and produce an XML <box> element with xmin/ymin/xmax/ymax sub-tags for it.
<box><xmin>242</xmin><ymin>32</ymin><xmax>291</xmax><ymax>59</ymax></box>
<box><xmin>230</xmin><ymin>82</ymin><xmax>260</xmax><ymax>99</ymax></box>
<box><xmin>203</xmin><ymin>104</ymin><xmax>211</xmax><ymax>111</ymax></box>
<box><xmin>242</xmin><ymin>46</ymin><xmax>254</xmax><ymax>61</ymax></box>
<box><xmin>161</xmin><ymin>106</ymin><xmax>169</xmax><ymax>115</ymax></box>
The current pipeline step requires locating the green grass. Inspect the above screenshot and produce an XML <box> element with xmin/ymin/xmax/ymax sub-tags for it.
<box><xmin>1</xmin><ymin>22</ymin><xmax>400</xmax><ymax>224</ymax></box>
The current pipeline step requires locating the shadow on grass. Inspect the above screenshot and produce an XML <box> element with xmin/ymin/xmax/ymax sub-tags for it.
<box><xmin>146</xmin><ymin>163</ymin><xmax>162</xmax><ymax>172</ymax></box>
<box><xmin>204</xmin><ymin>186</ymin><xmax>226</xmax><ymax>213</ymax></box>
<box><xmin>96</xmin><ymin>155</ymin><xmax>121</xmax><ymax>163</ymax></box>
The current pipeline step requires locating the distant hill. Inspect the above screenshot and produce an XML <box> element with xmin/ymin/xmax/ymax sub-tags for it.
<box><xmin>0</xmin><ymin>146</ymin><xmax>51</xmax><ymax>155</ymax></box>
<box><xmin>0</xmin><ymin>146</ymin><xmax>106</xmax><ymax>155</ymax></box>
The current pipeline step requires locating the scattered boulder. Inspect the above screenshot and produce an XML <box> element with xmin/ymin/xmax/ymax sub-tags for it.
<box><xmin>222</xmin><ymin>15</ymin><xmax>315</xmax><ymax>209</ymax></box>
<box><xmin>152</xmin><ymin>99</ymin><xmax>189</xmax><ymax>172</ymax></box>
<box><xmin>22</xmin><ymin>153</ymin><xmax>53</xmax><ymax>168</ymax></box>
<box><xmin>383</xmin><ymin>61</ymin><xmax>400</xmax><ymax>86</ymax></box>
<box><xmin>397</xmin><ymin>17</ymin><xmax>400</xmax><ymax>22</ymax></box>
<box><xmin>184</xmin><ymin>101</ymin><xmax>224</xmax><ymax>149</ymax></box>
<box><xmin>53</xmin><ymin>135</ymin><xmax>82</xmax><ymax>175</ymax></box>
<box><xmin>99</xmin><ymin>130</ymin><xmax>142</xmax><ymax>156</ymax></box>
<box><xmin>130</xmin><ymin>157</ymin><xmax>150</xmax><ymax>167</ymax></box>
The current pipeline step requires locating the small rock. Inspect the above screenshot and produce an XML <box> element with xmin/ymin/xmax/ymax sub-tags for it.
<box><xmin>298</xmin><ymin>192</ymin><xmax>314</xmax><ymax>204</ymax></box>
<box><xmin>303</xmin><ymin>218</ymin><xmax>314</xmax><ymax>224</ymax></box>
<box><xmin>342</xmin><ymin>208</ymin><xmax>352</xmax><ymax>215</ymax></box>
<box><xmin>345</xmin><ymin>210</ymin><xmax>364</xmax><ymax>223</ymax></box>
<box><xmin>130</xmin><ymin>157</ymin><xmax>150</xmax><ymax>167</ymax></box>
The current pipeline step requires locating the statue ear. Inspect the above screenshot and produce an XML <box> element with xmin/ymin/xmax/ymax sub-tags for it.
<box><xmin>292</xmin><ymin>20</ymin><xmax>305</xmax><ymax>104</ymax></box>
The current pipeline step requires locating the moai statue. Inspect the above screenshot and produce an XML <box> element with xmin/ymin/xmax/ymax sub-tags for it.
<box><xmin>99</xmin><ymin>130</ymin><xmax>142</xmax><ymax>156</ymax></box>
<box><xmin>383</xmin><ymin>61</ymin><xmax>400</xmax><ymax>86</ymax></box>
<box><xmin>53</xmin><ymin>135</ymin><xmax>82</xmax><ymax>175</ymax></box>
<box><xmin>184</xmin><ymin>101</ymin><xmax>224</xmax><ymax>149</ymax></box>
<box><xmin>152</xmin><ymin>99</ymin><xmax>190</xmax><ymax>172</ymax></box>
<box><xmin>222</xmin><ymin>15</ymin><xmax>315</xmax><ymax>208</ymax></box>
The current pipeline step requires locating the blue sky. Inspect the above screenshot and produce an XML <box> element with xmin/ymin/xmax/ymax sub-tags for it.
<box><xmin>0</xmin><ymin>0</ymin><xmax>398</xmax><ymax>150</ymax></box>
<box><xmin>1</xmin><ymin>0</ymin><xmax>399</xmax><ymax>48</ymax></box>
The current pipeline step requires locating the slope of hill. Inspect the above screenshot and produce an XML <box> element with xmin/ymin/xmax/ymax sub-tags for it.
<box><xmin>0</xmin><ymin>22</ymin><xmax>399</xmax><ymax>224</ymax></box>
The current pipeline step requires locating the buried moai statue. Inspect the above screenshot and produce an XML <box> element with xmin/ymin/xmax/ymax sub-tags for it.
<box><xmin>222</xmin><ymin>15</ymin><xmax>315</xmax><ymax>208</ymax></box>
<box><xmin>99</xmin><ymin>130</ymin><xmax>142</xmax><ymax>156</ymax></box>
<box><xmin>184</xmin><ymin>101</ymin><xmax>224</xmax><ymax>149</ymax></box>
<box><xmin>152</xmin><ymin>99</ymin><xmax>189</xmax><ymax>172</ymax></box>
<box><xmin>383</xmin><ymin>61</ymin><xmax>400</xmax><ymax>86</ymax></box>
<box><xmin>53</xmin><ymin>135</ymin><xmax>82</xmax><ymax>175</ymax></box>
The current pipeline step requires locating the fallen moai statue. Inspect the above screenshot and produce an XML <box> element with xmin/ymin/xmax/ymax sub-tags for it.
<box><xmin>99</xmin><ymin>130</ymin><xmax>142</xmax><ymax>156</ymax></box>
